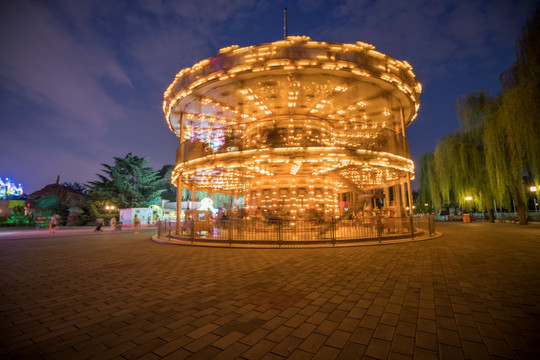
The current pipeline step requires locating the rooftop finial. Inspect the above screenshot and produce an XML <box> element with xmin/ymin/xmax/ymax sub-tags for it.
<box><xmin>284</xmin><ymin>7</ymin><xmax>288</xmax><ymax>39</ymax></box>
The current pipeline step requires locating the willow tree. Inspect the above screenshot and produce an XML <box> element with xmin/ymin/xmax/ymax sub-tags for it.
<box><xmin>455</xmin><ymin>91</ymin><xmax>499</xmax><ymax>222</ymax></box>
<box><xmin>484</xmin><ymin>5</ymin><xmax>540</xmax><ymax>225</ymax></box>
<box><xmin>420</xmin><ymin>6</ymin><xmax>539</xmax><ymax>224</ymax></box>
<box><xmin>417</xmin><ymin>152</ymin><xmax>438</xmax><ymax>212</ymax></box>
<box><xmin>432</xmin><ymin>130</ymin><xmax>491</xmax><ymax>216</ymax></box>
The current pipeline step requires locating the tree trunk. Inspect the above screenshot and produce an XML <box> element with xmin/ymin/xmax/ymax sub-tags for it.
<box><xmin>512</xmin><ymin>183</ymin><xmax>528</xmax><ymax>225</ymax></box>
<box><xmin>516</xmin><ymin>201</ymin><xmax>528</xmax><ymax>225</ymax></box>
<box><xmin>487</xmin><ymin>208</ymin><xmax>494</xmax><ymax>223</ymax></box>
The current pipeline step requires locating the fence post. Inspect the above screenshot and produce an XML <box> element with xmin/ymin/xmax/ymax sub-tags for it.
<box><xmin>410</xmin><ymin>215</ymin><xmax>415</xmax><ymax>240</ymax></box>
<box><xmin>377</xmin><ymin>215</ymin><xmax>382</xmax><ymax>243</ymax></box>
<box><xmin>331</xmin><ymin>218</ymin><xmax>336</xmax><ymax>246</ymax></box>
<box><xmin>228</xmin><ymin>220</ymin><xmax>232</xmax><ymax>245</ymax></box>
<box><xmin>278</xmin><ymin>220</ymin><xmax>282</xmax><ymax>247</ymax></box>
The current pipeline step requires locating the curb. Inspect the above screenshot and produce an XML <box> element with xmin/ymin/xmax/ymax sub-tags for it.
<box><xmin>151</xmin><ymin>231</ymin><xmax>443</xmax><ymax>249</ymax></box>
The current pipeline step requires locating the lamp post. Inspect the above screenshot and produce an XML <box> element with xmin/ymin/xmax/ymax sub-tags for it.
<box><xmin>105</xmin><ymin>205</ymin><xmax>115</xmax><ymax>214</ymax></box>
<box><xmin>463</xmin><ymin>196</ymin><xmax>473</xmax><ymax>222</ymax></box>
<box><xmin>530</xmin><ymin>186</ymin><xmax>538</xmax><ymax>212</ymax></box>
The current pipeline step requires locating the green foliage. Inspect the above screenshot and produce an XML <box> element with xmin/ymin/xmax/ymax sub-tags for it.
<box><xmin>61</xmin><ymin>182</ymin><xmax>88</xmax><ymax>195</ymax></box>
<box><xmin>72</xmin><ymin>202</ymin><xmax>94</xmax><ymax>226</ymax></box>
<box><xmin>158</xmin><ymin>165</ymin><xmax>189</xmax><ymax>202</ymax></box>
<box><xmin>52</xmin><ymin>204</ymin><xmax>69</xmax><ymax>226</ymax></box>
<box><xmin>417</xmin><ymin>153</ymin><xmax>436</xmax><ymax>208</ymax></box>
<box><xmin>483</xmin><ymin>6</ymin><xmax>540</xmax><ymax>224</ymax></box>
<box><xmin>87</xmin><ymin>153</ymin><xmax>165</xmax><ymax>209</ymax></box>
<box><xmin>6</xmin><ymin>206</ymin><xmax>31</xmax><ymax>226</ymax></box>
<box><xmin>429</xmin><ymin>93</ymin><xmax>496</xmax><ymax>212</ymax></box>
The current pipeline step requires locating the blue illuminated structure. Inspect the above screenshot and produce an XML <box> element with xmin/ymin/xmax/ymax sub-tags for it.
<box><xmin>0</xmin><ymin>177</ymin><xmax>24</xmax><ymax>200</ymax></box>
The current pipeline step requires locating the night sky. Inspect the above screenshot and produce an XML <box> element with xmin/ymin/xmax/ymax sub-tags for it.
<box><xmin>1</xmin><ymin>0</ymin><xmax>536</xmax><ymax>194</ymax></box>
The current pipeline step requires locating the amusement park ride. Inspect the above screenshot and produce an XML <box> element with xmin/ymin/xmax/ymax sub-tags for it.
<box><xmin>163</xmin><ymin>18</ymin><xmax>421</xmax><ymax>234</ymax></box>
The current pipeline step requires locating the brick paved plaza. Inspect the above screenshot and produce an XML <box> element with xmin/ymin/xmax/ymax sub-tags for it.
<box><xmin>1</xmin><ymin>222</ymin><xmax>539</xmax><ymax>359</ymax></box>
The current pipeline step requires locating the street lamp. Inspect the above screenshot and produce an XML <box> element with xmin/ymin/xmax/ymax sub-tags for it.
<box><xmin>530</xmin><ymin>186</ymin><xmax>538</xmax><ymax>212</ymax></box>
<box><xmin>105</xmin><ymin>205</ymin><xmax>115</xmax><ymax>214</ymax></box>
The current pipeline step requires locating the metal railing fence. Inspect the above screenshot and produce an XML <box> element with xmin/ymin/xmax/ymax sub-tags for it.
<box><xmin>157</xmin><ymin>215</ymin><xmax>435</xmax><ymax>246</ymax></box>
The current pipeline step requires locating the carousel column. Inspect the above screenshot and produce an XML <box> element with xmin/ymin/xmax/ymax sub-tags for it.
<box><xmin>176</xmin><ymin>177</ymin><xmax>182</xmax><ymax>234</ymax></box>
<box><xmin>189</xmin><ymin>184</ymin><xmax>195</xmax><ymax>212</ymax></box>
<box><xmin>384</xmin><ymin>187</ymin><xmax>391</xmax><ymax>209</ymax></box>
<box><xmin>394</xmin><ymin>184</ymin><xmax>402</xmax><ymax>217</ymax></box>
<box><xmin>176</xmin><ymin>113</ymin><xmax>185</xmax><ymax>235</ymax></box>
<box><xmin>400</xmin><ymin>108</ymin><xmax>414</xmax><ymax>216</ymax></box>
<box><xmin>400</xmin><ymin>183</ymin><xmax>407</xmax><ymax>214</ymax></box>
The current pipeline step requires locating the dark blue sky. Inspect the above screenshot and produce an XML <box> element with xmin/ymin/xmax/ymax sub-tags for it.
<box><xmin>1</xmin><ymin>0</ymin><xmax>536</xmax><ymax>193</ymax></box>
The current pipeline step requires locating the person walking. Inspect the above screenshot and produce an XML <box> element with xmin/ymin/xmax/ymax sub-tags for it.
<box><xmin>133</xmin><ymin>214</ymin><xmax>140</xmax><ymax>234</ymax></box>
<box><xmin>94</xmin><ymin>219</ymin><xmax>104</xmax><ymax>232</ymax></box>
<box><xmin>109</xmin><ymin>217</ymin><xmax>116</xmax><ymax>231</ymax></box>
<box><xmin>48</xmin><ymin>215</ymin><xmax>57</xmax><ymax>234</ymax></box>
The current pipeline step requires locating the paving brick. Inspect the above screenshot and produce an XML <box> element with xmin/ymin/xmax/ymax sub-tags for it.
<box><xmin>390</xmin><ymin>334</ymin><xmax>414</xmax><ymax>356</ymax></box>
<box><xmin>415</xmin><ymin>330</ymin><xmax>438</xmax><ymax>351</ymax></box>
<box><xmin>291</xmin><ymin>322</ymin><xmax>317</xmax><ymax>339</ymax></box>
<box><xmin>266</xmin><ymin>325</ymin><xmax>294</xmax><ymax>342</ymax></box>
<box><xmin>312</xmin><ymin>345</ymin><xmax>340</xmax><ymax>360</ymax></box>
<box><xmin>270</xmin><ymin>334</ymin><xmax>303</xmax><ymax>357</ymax></box>
<box><xmin>359</xmin><ymin>315</ymin><xmax>380</xmax><ymax>329</ymax></box>
<box><xmin>239</xmin><ymin>328</ymin><xmax>271</xmax><ymax>346</ymax></box>
<box><xmin>380</xmin><ymin>312</ymin><xmax>399</xmax><ymax>326</ymax></box>
<box><xmin>476</xmin><ymin>322</ymin><xmax>505</xmax><ymax>340</ymax></box>
<box><xmin>242</xmin><ymin>339</ymin><xmax>277</xmax><ymax>360</ymax></box>
<box><xmin>212</xmin><ymin>342</ymin><xmax>250</xmax><ymax>360</ymax></box>
<box><xmin>364</xmin><ymin>338</ymin><xmax>391</xmax><ymax>359</ymax></box>
<box><xmin>288</xmin><ymin>348</ymin><xmax>315</xmax><ymax>360</ymax></box>
<box><xmin>325</xmin><ymin>329</ymin><xmax>350</xmax><ymax>349</ymax></box>
<box><xmin>457</xmin><ymin>325</ymin><xmax>483</xmax><ymax>343</ymax></box>
<box><xmin>373</xmin><ymin>323</ymin><xmax>395</xmax><ymax>341</ymax></box>
<box><xmin>306</xmin><ymin>311</ymin><xmax>328</xmax><ymax>325</ymax></box>
<box><xmin>461</xmin><ymin>340</ymin><xmax>490</xmax><ymax>360</ymax></box>
<box><xmin>187</xmin><ymin>323</ymin><xmax>219</xmax><ymax>339</ymax></box>
<box><xmin>349</xmin><ymin>326</ymin><xmax>374</xmax><ymax>345</ymax></box>
<box><xmin>284</xmin><ymin>314</ymin><xmax>308</xmax><ymax>328</ymax></box>
<box><xmin>153</xmin><ymin>335</ymin><xmax>192</xmax><ymax>357</ymax></box>
<box><xmin>315</xmin><ymin>319</ymin><xmax>339</xmax><ymax>336</ymax></box>
<box><xmin>414</xmin><ymin>347</ymin><xmax>439</xmax><ymax>360</ymax></box>
<box><xmin>395</xmin><ymin>321</ymin><xmax>416</xmax><ymax>337</ymax></box>
<box><xmin>299</xmin><ymin>332</ymin><xmax>327</xmax><ymax>353</ymax></box>
<box><xmin>388</xmin><ymin>351</ymin><xmax>412</xmax><ymax>360</ymax></box>
<box><xmin>336</xmin><ymin>341</ymin><xmax>366</xmax><ymax>360</ymax></box>
<box><xmin>439</xmin><ymin>344</ymin><xmax>464</xmax><ymax>360</ymax></box>
<box><xmin>436</xmin><ymin>315</ymin><xmax>457</xmax><ymax>330</ymax></box>
<box><xmin>183</xmin><ymin>333</ymin><xmax>221</xmax><ymax>353</ymax></box>
<box><xmin>483</xmin><ymin>336</ymin><xmax>515</xmax><ymax>358</ymax></box>
<box><xmin>211</xmin><ymin>331</ymin><xmax>244</xmax><ymax>350</ymax></box>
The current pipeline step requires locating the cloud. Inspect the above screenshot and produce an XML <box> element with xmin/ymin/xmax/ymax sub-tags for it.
<box><xmin>307</xmin><ymin>0</ymin><xmax>535</xmax><ymax>83</ymax></box>
<box><xmin>0</xmin><ymin>0</ymin><xmax>130</xmax><ymax>132</ymax></box>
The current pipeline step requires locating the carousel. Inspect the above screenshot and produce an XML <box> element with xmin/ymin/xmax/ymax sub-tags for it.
<box><xmin>163</xmin><ymin>36</ymin><xmax>422</xmax><ymax>240</ymax></box>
